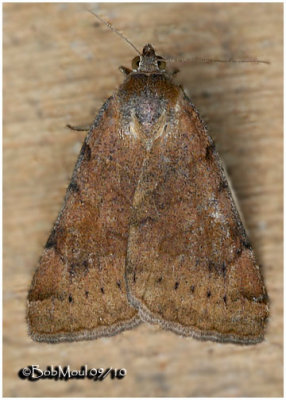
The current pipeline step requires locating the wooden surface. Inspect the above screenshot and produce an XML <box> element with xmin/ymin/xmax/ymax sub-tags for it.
<box><xmin>3</xmin><ymin>3</ymin><xmax>283</xmax><ymax>397</ymax></box>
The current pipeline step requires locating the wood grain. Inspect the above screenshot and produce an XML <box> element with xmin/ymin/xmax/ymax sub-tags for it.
<box><xmin>3</xmin><ymin>3</ymin><xmax>282</xmax><ymax>397</ymax></box>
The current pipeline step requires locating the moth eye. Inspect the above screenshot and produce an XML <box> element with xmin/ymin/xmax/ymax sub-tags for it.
<box><xmin>132</xmin><ymin>56</ymin><xmax>140</xmax><ymax>70</ymax></box>
<box><xmin>158</xmin><ymin>60</ymin><xmax>166</xmax><ymax>70</ymax></box>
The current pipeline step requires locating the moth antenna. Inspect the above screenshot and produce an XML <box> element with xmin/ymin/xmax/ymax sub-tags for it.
<box><xmin>165</xmin><ymin>57</ymin><xmax>270</xmax><ymax>65</ymax></box>
<box><xmin>88</xmin><ymin>10</ymin><xmax>141</xmax><ymax>55</ymax></box>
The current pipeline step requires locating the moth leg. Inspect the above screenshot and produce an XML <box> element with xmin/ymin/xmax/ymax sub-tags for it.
<box><xmin>66</xmin><ymin>123</ymin><xmax>92</xmax><ymax>132</ymax></box>
<box><xmin>119</xmin><ymin>66</ymin><xmax>132</xmax><ymax>76</ymax></box>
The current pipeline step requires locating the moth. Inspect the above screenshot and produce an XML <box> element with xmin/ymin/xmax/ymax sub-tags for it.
<box><xmin>27</xmin><ymin>42</ymin><xmax>269</xmax><ymax>345</ymax></box>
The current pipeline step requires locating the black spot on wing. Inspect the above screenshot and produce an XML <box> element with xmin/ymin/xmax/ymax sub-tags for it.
<box><xmin>81</xmin><ymin>142</ymin><xmax>92</xmax><ymax>162</ymax></box>
<box><xmin>218</xmin><ymin>178</ymin><xmax>228</xmax><ymax>192</ymax></box>
<box><xmin>205</xmin><ymin>142</ymin><xmax>215</xmax><ymax>160</ymax></box>
<box><xmin>68</xmin><ymin>180</ymin><xmax>80</xmax><ymax>193</ymax></box>
<box><xmin>241</xmin><ymin>239</ymin><xmax>252</xmax><ymax>250</ymax></box>
<box><xmin>45</xmin><ymin>228</ymin><xmax>57</xmax><ymax>249</ymax></box>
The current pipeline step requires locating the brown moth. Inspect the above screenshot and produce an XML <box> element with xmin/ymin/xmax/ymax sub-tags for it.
<box><xmin>27</xmin><ymin>43</ymin><xmax>269</xmax><ymax>344</ymax></box>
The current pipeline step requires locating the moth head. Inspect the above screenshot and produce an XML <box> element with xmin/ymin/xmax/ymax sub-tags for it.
<box><xmin>131</xmin><ymin>44</ymin><xmax>167</xmax><ymax>73</ymax></box>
